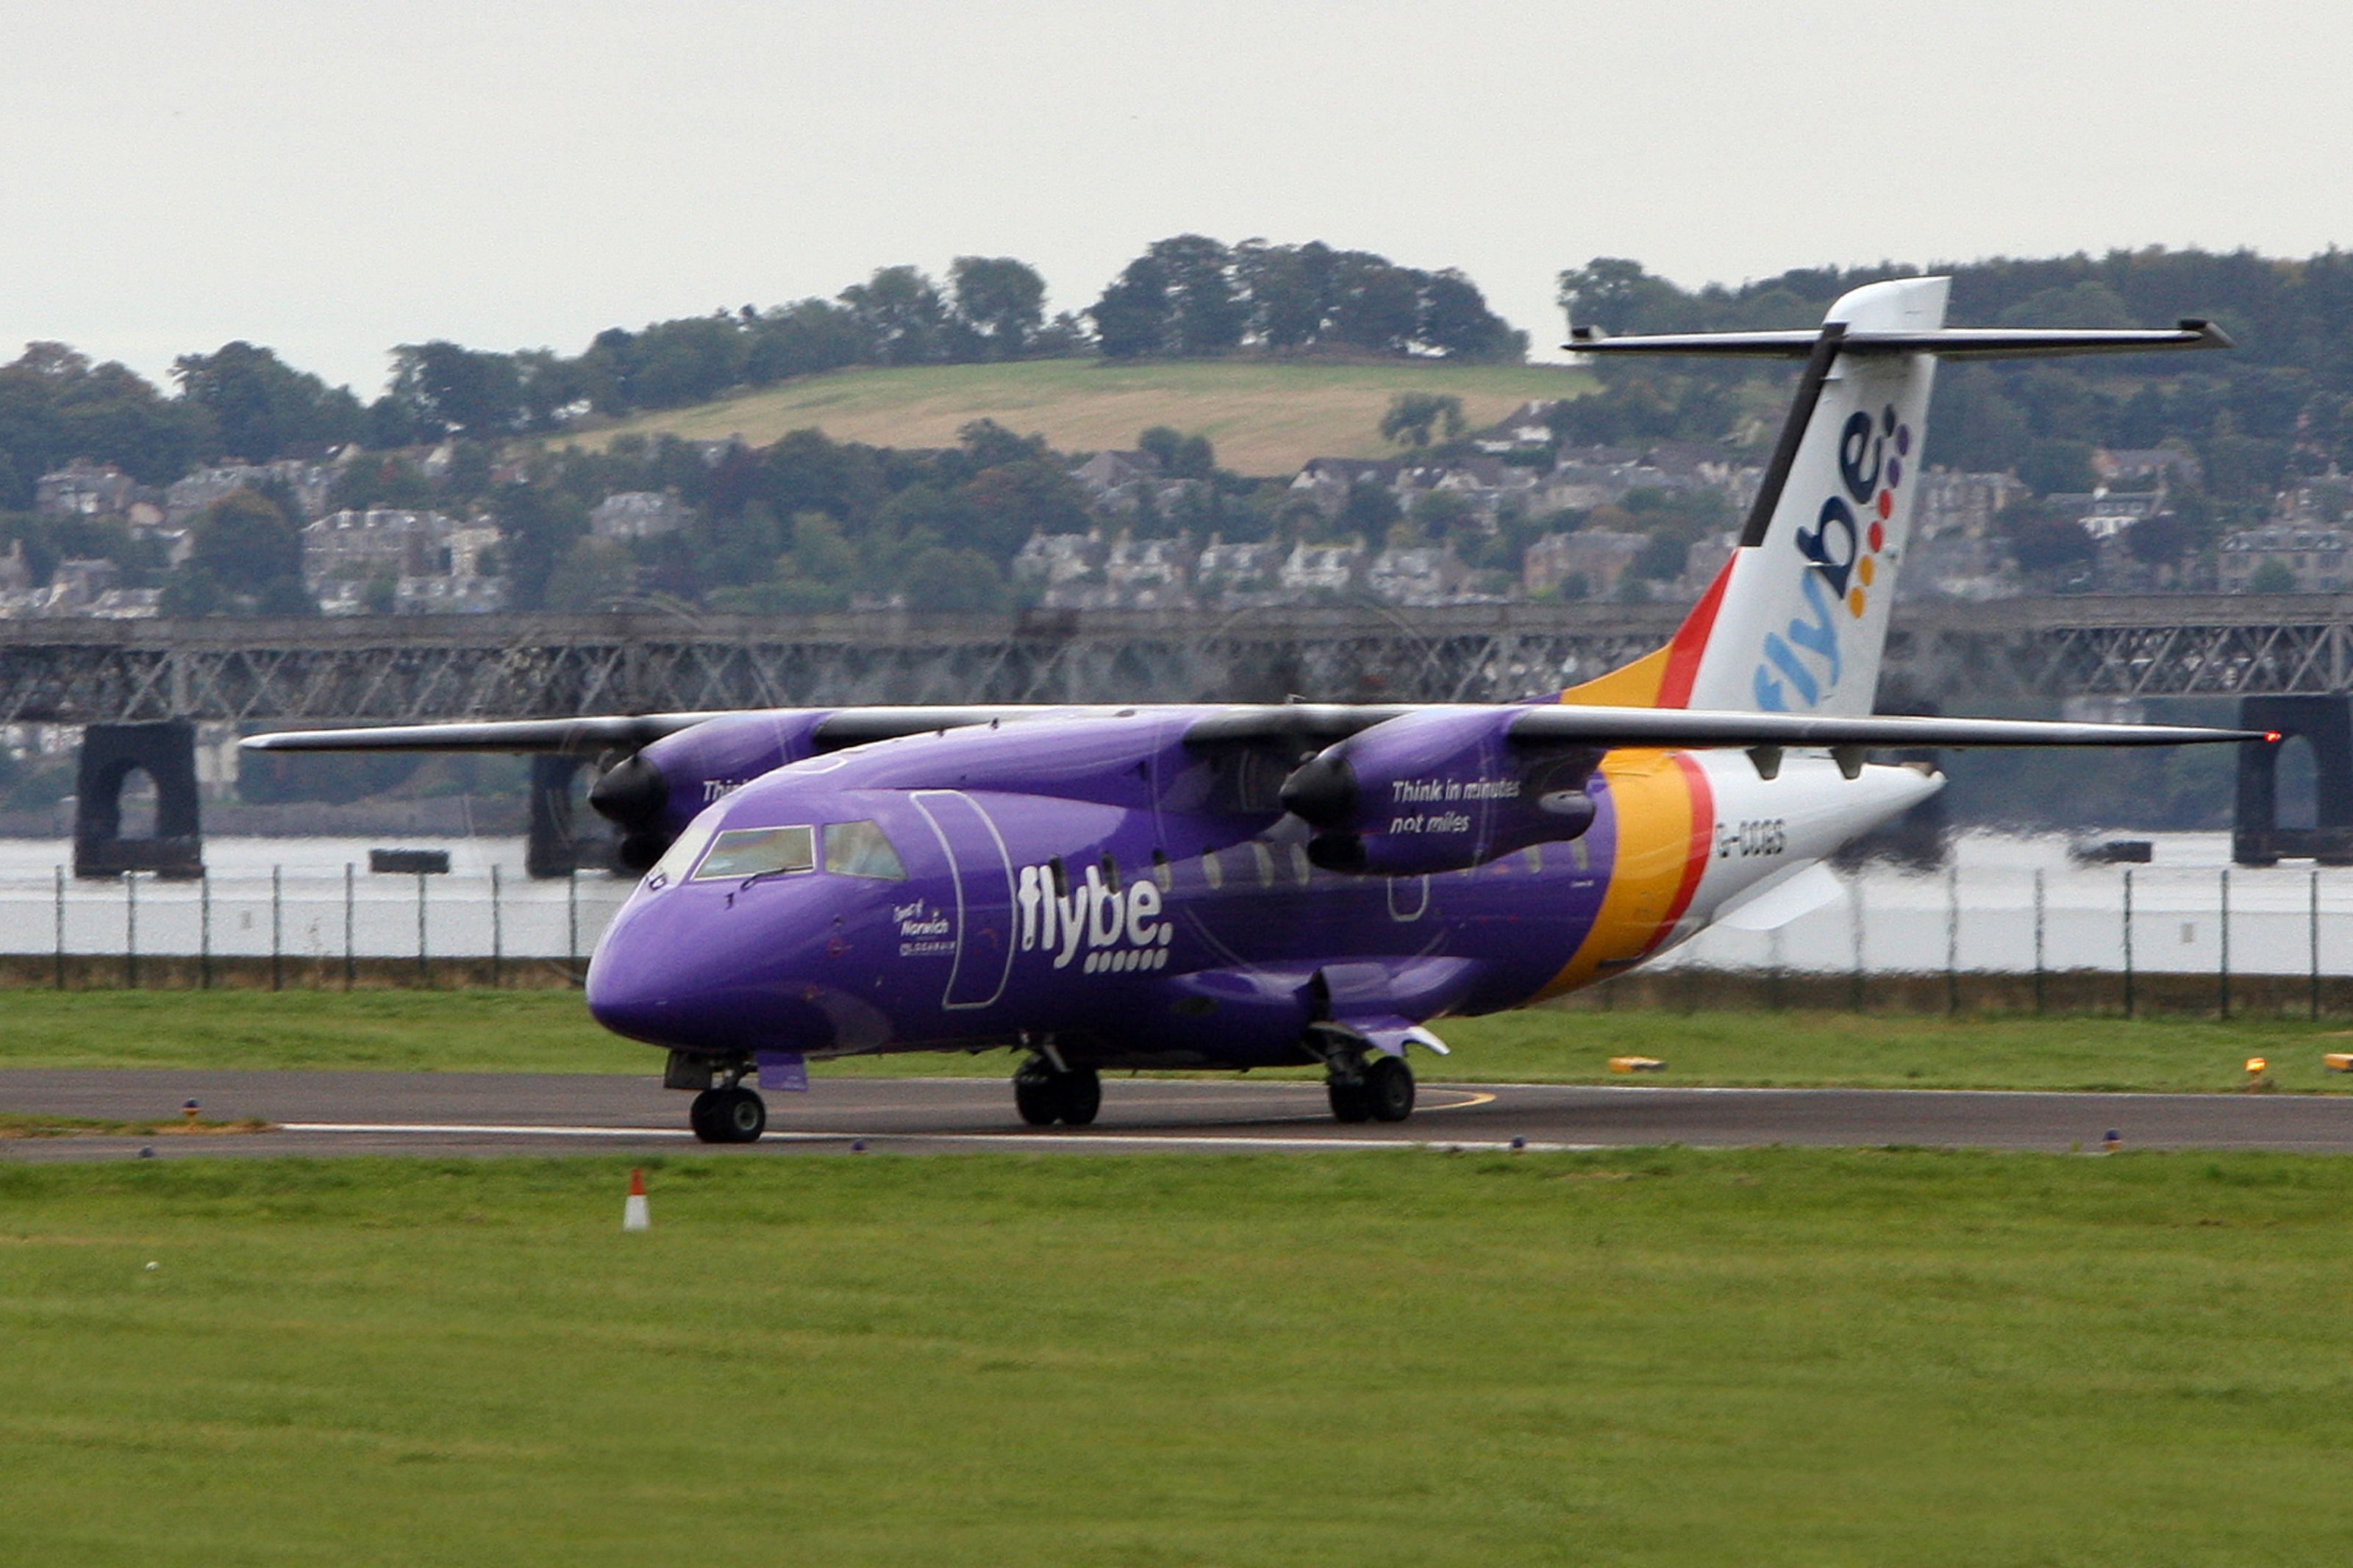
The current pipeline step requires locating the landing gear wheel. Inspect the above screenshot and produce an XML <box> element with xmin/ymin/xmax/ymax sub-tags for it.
<box><xmin>692</xmin><ymin>1086</ymin><xmax>766</xmax><ymax>1143</ymax></box>
<box><xmin>1015</xmin><ymin>1064</ymin><xmax>1060</xmax><ymax>1126</ymax></box>
<box><xmin>1013</xmin><ymin>1061</ymin><xmax>1101</xmax><ymax>1126</ymax></box>
<box><xmin>1057</xmin><ymin>1067</ymin><xmax>1101</xmax><ymax>1127</ymax></box>
<box><xmin>718</xmin><ymin>1086</ymin><xmax>766</xmax><ymax>1142</ymax></box>
<box><xmin>1327</xmin><ymin>1072</ymin><xmax>1374</xmax><ymax>1123</ymax></box>
<box><xmin>1364</xmin><ymin>1055</ymin><xmax>1415</xmax><ymax>1123</ymax></box>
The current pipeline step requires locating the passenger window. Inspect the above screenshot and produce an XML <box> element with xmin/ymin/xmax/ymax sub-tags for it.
<box><xmin>1201</xmin><ymin>849</ymin><xmax>1224</xmax><ymax>889</ymax></box>
<box><xmin>693</xmin><ymin>825</ymin><xmax>815</xmax><ymax>881</ymax></box>
<box><xmin>824</xmin><ymin>820</ymin><xmax>907</xmax><ymax>881</ymax></box>
<box><xmin>1251</xmin><ymin>842</ymin><xmax>1275</xmax><ymax>889</ymax></box>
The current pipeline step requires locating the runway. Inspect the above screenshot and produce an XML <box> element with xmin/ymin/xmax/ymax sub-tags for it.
<box><xmin>8</xmin><ymin>1069</ymin><xmax>2353</xmax><ymax>1161</ymax></box>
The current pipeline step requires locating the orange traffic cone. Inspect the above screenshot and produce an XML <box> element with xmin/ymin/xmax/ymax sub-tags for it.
<box><xmin>623</xmin><ymin>1168</ymin><xmax>650</xmax><ymax>1232</ymax></box>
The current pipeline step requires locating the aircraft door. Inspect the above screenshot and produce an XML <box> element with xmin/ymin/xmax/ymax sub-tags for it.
<box><xmin>910</xmin><ymin>790</ymin><xmax>1016</xmax><ymax>1010</ymax></box>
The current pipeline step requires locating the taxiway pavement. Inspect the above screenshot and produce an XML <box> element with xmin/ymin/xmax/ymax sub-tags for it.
<box><xmin>6</xmin><ymin>1069</ymin><xmax>2353</xmax><ymax>1161</ymax></box>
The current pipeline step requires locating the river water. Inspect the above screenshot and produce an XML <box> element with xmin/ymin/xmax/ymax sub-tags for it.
<box><xmin>0</xmin><ymin>831</ymin><xmax>2341</xmax><ymax>975</ymax></box>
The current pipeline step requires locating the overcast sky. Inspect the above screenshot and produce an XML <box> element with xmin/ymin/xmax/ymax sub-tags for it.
<box><xmin>5</xmin><ymin>1</ymin><xmax>2349</xmax><ymax>396</ymax></box>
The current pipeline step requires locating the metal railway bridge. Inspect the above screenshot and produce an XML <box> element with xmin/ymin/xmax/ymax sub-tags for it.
<box><xmin>10</xmin><ymin>595</ymin><xmax>2353</xmax><ymax>727</ymax></box>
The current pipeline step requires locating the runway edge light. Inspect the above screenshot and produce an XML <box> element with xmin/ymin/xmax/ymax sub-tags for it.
<box><xmin>624</xmin><ymin>1168</ymin><xmax>650</xmax><ymax>1233</ymax></box>
<box><xmin>1609</xmin><ymin>1057</ymin><xmax>1665</xmax><ymax>1075</ymax></box>
<box><xmin>2324</xmin><ymin>1053</ymin><xmax>2353</xmax><ymax>1073</ymax></box>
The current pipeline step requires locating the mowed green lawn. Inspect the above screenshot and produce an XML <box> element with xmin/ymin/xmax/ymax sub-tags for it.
<box><xmin>5</xmin><ymin>1150</ymin><xmax>2352</xmax><ymax>1566</ymax></box>
<box><xmin>6</xmin><ymin>989</ymin><xmax>2353</xmax><ymax>1093</ymax></box>
<box><xmin>548</xmin><ymin>358</ymin><xmax>1594</xmax><ymax>476</ymax></box>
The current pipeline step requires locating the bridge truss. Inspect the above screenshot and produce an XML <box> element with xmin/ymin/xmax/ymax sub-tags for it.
<box><xmin>7</xmin><ymin>595</ymin><xmax>2353</xmax><ymax>727</ymax></box>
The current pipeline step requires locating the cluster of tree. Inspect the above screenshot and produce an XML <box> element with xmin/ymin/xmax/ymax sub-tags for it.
<box><xmin>0</xmin><ymin>339</ymin><xmax>376</xmax><ymax>509</ymax></box>
<box><xmin>368</xmin><ymin>257</ymin><xmax>1095</xmax><ymax>442</ymax></box>
<box><xmin>1093</xmin><ymin>237</ymin><xmax>1527</xmax><ymax>362</ymax></box>
<box><xmin>0</xmin><ymin>240</ymin><xmax>1530</xmax><ymax>500</ymax></box>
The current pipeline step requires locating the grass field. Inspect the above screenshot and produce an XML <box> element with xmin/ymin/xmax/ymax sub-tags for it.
<box><xmin>6</xmin><ymin>1149</ymin><xmax>2352</xmax><ymax>1565</ymax></box>
<box><xmin>546</xmin><ymin>359</ymin><xmax>1595</xmax><ymax>476</ymax></box>
<box><xmin>6</xmin><ymin>989</ymin><xmax>2353</xmax><ymax>1094</ymax></box>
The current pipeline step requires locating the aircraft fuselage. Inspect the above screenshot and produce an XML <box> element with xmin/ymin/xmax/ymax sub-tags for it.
<box><xmin>585</xmin><ymin>706</ymin><xmax>1936</xmax><ymax>1071</ymax></box>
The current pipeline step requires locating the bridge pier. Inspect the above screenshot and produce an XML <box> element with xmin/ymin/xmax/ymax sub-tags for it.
<box><xmin>2234</xmin><ymin>695</ymin><xmax>2353</xmax><ymax>866</ymax></box>
<box><xmin>74</xmin><ymin>721</ymin><xmax>204</xmax><ymax>879</ymax></box>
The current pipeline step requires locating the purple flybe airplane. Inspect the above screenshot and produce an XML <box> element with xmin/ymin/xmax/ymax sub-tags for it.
<box><xmin>250</xmin><ymin>279</ymin><xmax>2260</xmax><ymax>1141</ymax></box>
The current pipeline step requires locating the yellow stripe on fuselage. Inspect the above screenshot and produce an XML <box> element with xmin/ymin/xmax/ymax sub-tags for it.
<box><xmin>1537</xmin><ymin>750</ymin><xmax>1712</xmax><ymax>1000</ymax></box>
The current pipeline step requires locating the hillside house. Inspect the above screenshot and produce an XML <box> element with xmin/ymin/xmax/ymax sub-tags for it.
<box><xmin>1914</xmin><ymin>468</ymin><xmax>2028</xmax><ymax>539</ymax></box>
<box><xmin>1473</xmin><ymin>401</ymin><xmax>1562</xmax><ymax>453</ymax></box>
<box><xmin>1282</xmin><ymin>541</ymin><xmax>1365</xmax><ymax>594</ymax></box>
<box><xmin>2219</xmin><ymin>525</ymin><xmax>2353</xmax><ymax>593</ymax></box>
<box><xmin>1366</xmin><ymin>547</ymin><xmax>1470</xmax><ymax>606</ymax></box>
<box><xmin>1014</xmin><ymin>531</ymin><xmax>1104</xmax><ymax>588</ymax></box>
<box><xmin>164</xmin><ymin>459</ymin><xmax>335</xmax><ymax>527</ymax></box>
<box><xmin>589</xmin><ymin>491</ymin><xmax>693</xmax><ymax>541</ymax></box>
<box><xmin>1103</xmin><ymin>537</ymin><xmax>1190</xmax><ymax>607</ymax></box>
<box><xmin>1524</xmin><ymin>529</ymin><xmax>1646</xmax><ymax>600</ymax></box>
<box><xmin>304</xmin><ymin>509</ymin><xmax>457</xmax><ymax>585</ymax></box>
<box><xmin>35</xmin><ymin>462</ymin><xmax>148</xmax><ymax>520</ymax></box>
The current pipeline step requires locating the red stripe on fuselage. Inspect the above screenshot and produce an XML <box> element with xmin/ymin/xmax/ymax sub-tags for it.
<box><xmin>1648</xmin><ymin>751</ymin><xmax>1715</xmax><ymax>949</ymax></box>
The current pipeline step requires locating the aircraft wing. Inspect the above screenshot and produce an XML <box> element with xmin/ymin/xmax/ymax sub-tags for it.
<box><xmin>239</xmin><ymin>707</ymin><xmax>1050</xmax><ymax>756</ymax></box>
<box><xmin>244</xmin><ymin>703</ymin><xmax>2267</xmax><ymax>762</ymax></box>
<box><xmin>1502</xmin><ymin>706</ymin><xmax>2268</xmax><ymax>751</ymax></box>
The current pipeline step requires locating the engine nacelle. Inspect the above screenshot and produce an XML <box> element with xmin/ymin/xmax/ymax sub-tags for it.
<box><xmin>589</xmin><ymin>712</ymin><xmax>835</xmax><ymax>870</ymax></box>
<box><xmin>1277</xmin><ymin>706</ymin><xmax>1599</xmax><ymax>876</ymax></box>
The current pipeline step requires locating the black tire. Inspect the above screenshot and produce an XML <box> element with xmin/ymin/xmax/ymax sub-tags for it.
<box><xmin>1328</xmin><ymin>1075</ymin><xmax>1374</xmax><ymax>1123</ymax></box>
<box><xmin>1057</xmin><ymin>1067</ymin><xmax>1101</xmax><ymax>1127</ymax></box>
<box><xmin>1014</xmin><ymin>1064</ymin><xmax>1060</xmax><ymax>1125</ymax></box>
<box><xmin>689</xmin><ymin>1089</ymin><xmax>725</xmax><ymax>1143</ymax></box>
<box><xmin>716</xmin><ymin>1086</ymin><xmax>767</xmax><ymax>1142</ymax></box>
<box><xmin>1365</xmin><ymin>1056</ymin><xmax>1415</xmax><ymax>1123</ymax></box>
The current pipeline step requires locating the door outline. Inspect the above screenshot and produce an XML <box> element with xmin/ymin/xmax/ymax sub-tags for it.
<box><xmin>911</xmin><ymin>790</ymin><xmax>1016</xmax><ymax>1010</ymax></box>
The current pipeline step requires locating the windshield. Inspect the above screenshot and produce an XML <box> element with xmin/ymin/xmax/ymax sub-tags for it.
<box><xmin>824</xmin><ymin>819</ymin><xmax>907</xmax><ymax>881</ymax></box>
<box><xmin>691</xmin><ymin>825</ymin><xmax>816</xmax><ymax>881</ymax></box>
<box><xmin>643</xmin><ymin>806</ymin><xmax>724</xmax><ymax>890</ymax></box>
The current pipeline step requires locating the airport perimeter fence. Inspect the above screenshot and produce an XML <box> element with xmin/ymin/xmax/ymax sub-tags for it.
<box><xmin>0</xmin><ymin>862</ymin><xmax>630</xmax><ymax>991</ymax></box>
<box><xmin>2</xmin><ymin>855</ymin><xmax>2352</xmax><ymax>1017</ymax></box>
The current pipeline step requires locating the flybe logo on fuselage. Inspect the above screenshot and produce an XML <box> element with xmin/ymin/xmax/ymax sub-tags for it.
<box><xmin>1015</xmin><ymin>861</ymin><xmax>1174</xmax><ymax>974</ymax></box>
<box><xmin>1753</xmin><ymin>404</ymin><xmax>1910</xmax><ymax>712</ymax></box>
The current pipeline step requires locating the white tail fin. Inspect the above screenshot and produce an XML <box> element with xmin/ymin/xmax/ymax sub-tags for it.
<box><xmin>1560</xmin><ymin>281</ymin><xmax>2227</xmax><ymax>715</ymax></box>
<box><xmin>1681</xmin><ymin>277</ymin><xmax>1946</xmax><ymax>714</ymax></box>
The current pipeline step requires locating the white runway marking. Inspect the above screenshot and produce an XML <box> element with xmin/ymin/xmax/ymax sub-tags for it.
<box><xmin>276</xmin><ymin>1122</ymin><xmax>1597</xmax><ymax>1153</ymax></box>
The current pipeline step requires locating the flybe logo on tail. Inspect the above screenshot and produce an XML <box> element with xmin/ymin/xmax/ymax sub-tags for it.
<box><xmin>1753</xmin><ymin>404</ymin><xmax>1910</xmax><ymax>712</ymax></box>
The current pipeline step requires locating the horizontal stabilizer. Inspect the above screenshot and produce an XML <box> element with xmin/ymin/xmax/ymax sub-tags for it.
<box><xmin>1565</xmin><ymin>321</ymin><xmax>2230</xmax><ymax>359</ymax></box>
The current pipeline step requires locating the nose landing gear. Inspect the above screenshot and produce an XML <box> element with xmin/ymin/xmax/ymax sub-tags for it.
<box><xmin>689</xmin><ymin>1084</ymin><xmax>768</xmax><ymax>1143</ymax></box>
<box><xmin>1013</xmin><ymin>1056</ymin><xmax>1101</xmax><ymax>1126</ymax></box>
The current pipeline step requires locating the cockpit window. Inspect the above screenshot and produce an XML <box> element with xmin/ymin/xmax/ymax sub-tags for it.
<box><xmin>824</xmin><ymin>819</ymin><xmax>907</xmax><ymax>881</ymax></box>
<box><xmin>643</xmin><ymin>809</ymin><xmax>722</xmax><ymax>890</ymax></box>
<box><xmin>692</xmin><ymin>825</ymin><xmax>816</xmax><ymax>881</ymax></box>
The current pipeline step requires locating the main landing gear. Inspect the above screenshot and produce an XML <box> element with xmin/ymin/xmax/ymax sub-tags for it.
<box><xmin>1014</xmin><ymin>1056</ymin><xmax>1101</xmax><ymax>1126</ymax></box>
<box><xmin>1326</xmin><ymin>1051</ymin><xmax>1415</xmax><ymax>1125</ymax></box>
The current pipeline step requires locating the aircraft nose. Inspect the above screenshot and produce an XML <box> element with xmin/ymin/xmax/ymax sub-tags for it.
<box><xmin>584</xmin><ymin>905</ymin><xmax>707</xmax><ymax>1046</ymax></box>
<box><xmin>585</xmin><ymin>881</ymin><xmax>849</xmax><ymax>1055</ymax></box>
